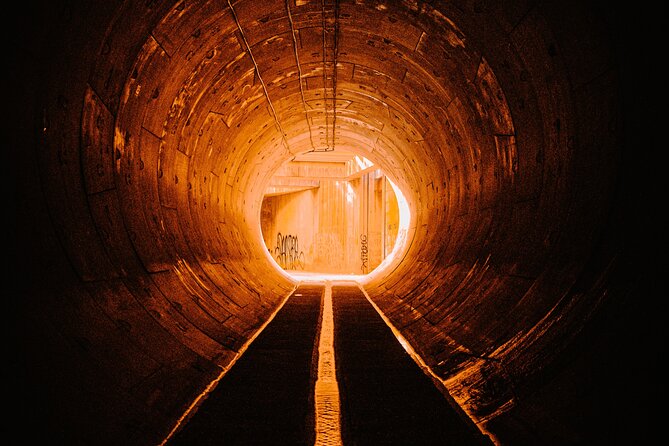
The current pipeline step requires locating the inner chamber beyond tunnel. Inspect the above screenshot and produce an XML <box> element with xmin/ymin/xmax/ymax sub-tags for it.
<box><xmin>261</xmin><ymin>152</ymin><xmax>408</xmax><ymax>274</ymax></box>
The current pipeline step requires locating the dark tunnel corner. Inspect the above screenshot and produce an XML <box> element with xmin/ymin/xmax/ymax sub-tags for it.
<box><xmin>483</xmin><ymin>3</ymin><xmax>664</xmax><ymax>444</ymax></box>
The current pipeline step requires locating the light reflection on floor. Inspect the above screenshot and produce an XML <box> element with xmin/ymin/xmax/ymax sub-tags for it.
<box><xmin>288</xmin><ymin>271</ymin><xmax>366</xmax><ymax>283</ymax></box>
<box><xmin>314</xmin><ymin>283</ymin><xmax>343</xmax><ymax>446</ymax></box>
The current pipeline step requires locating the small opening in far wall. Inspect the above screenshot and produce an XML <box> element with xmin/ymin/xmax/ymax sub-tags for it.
<box><xmin>260</xmin><ymin>150</ymin><xmax>407</xmax><ymax>277</ymax></box>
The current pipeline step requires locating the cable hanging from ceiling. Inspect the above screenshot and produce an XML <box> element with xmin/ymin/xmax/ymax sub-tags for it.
<box><xmin>321</xmin><ymin>0</ymin><xmax>339</xmax><ymax>152</ymax></box>
<box><xmin>286</xmin><ymin>0</ymin><xmax>318</xmax><ymax>153</ymax></box>
<box><xmin>227</xmin><ymin>0</ymin><xmax>292</xmax><ymax>154</ymax></box>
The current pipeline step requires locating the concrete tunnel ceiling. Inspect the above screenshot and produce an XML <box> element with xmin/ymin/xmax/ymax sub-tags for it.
<box><xmin>11</xmin><ymin>0</ymin><xmax>659</xmax><ymax>445</ymax></box>
<box><xmin>116</xmin><ymin>0</ymin><xmax>515</xmax><ymax>281</ymax></box>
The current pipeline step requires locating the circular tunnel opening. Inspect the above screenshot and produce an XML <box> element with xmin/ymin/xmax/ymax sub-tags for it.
<box><xmin>258</xmin><ymin>150</ymin><xmax>411</xmax><ymax>279</ymax></box>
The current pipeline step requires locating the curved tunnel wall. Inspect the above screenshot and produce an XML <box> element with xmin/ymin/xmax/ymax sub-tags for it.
<box><xmin>10</xmin><ymin>1</ymin><xmax>657</xmax><ymax>445</ymax></box>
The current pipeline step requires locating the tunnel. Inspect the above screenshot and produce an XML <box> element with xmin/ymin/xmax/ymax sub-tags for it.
<box><xmin>9</xmin><ymin>0</ymin><xmax>659</xmax><ymax>445</ymax></box>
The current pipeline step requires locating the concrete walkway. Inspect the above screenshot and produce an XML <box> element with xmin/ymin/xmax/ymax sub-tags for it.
<box><xmin>167</xmin><ymin>282</ymin><xmax>492</xmax><ymax>445</ymax></box>
<box><xmin>168</xmin><ymin>284</ymin><xmax>323</xmax><ymax>445</ymax></box>
<box><xmin>332</xmin><ymin>284</ymin><xmax>491</xmax><ymax>446</ymax></box>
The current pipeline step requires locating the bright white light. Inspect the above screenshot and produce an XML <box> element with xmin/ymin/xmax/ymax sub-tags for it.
<box><xmin>389</xmin><ymin>178</ymin><xmax>411</xmax><ymax>234</ymax></box>
<box><xmin>354</xmin><ymin>155</ymin><xmax>374</xmax><ymax>171</ymax></box>
<box><xmin>364</xmin><ymin>177</ymin><xmax>411</xmax><ymax>280</ymax></box>
<box><xmin>346</xmin><ymin>182</ymin><xmax>355</xmax><ymax>204</ymax></box>
<box><xmin>289</xmin><ymin>271</ymin><xmax>365</xmax><ymax>282</ymax></box>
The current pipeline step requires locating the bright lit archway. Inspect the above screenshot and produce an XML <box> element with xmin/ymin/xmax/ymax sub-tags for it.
<box><xmin>259</xmin><ymin>151</ymin><xmax>411</xmax><ymax>281</ymax></box>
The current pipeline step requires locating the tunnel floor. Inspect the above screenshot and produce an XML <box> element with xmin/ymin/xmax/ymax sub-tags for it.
<box><xmin>166</xmin><ymin>282</ymin><xmax>493</xmax><ymax>445</ymax></box>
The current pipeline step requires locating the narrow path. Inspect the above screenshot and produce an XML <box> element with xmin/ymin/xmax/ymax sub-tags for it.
<box><xmin>332</xmin><ymin>284</ymin><xmax>493</xmax><ymax>446</ymax></box>
<box><xmin>166</xmin><ymin>280</ymin><xmax>492</xmax><ymax>445</ymax></box>
<box><xmin>168</xmin><ymin>284</ymin><xmax>323</xmax><ymax>445</ymax></box>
